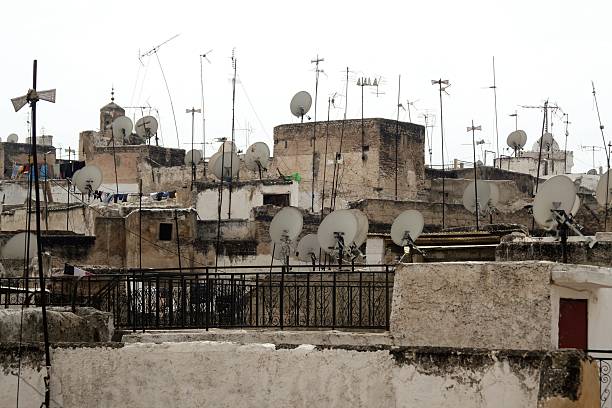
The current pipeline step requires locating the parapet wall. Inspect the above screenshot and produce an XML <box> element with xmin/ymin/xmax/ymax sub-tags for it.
<box><xmin>0</xmin><ymin>342</ymin><xmax>597</xmax><ymax>408</ymax></box>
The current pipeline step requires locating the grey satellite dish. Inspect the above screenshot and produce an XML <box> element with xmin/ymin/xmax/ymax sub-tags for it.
<box><xmin>350</xmin><ymin>209</ymin><xmax>369</xmax><ymax>247</ymax></box>
<box><xmin>297</xmin><ymin>234</ymin><xmax>321</xmax><ymax>262</ymax></box>
<box><xmin>533</xmin><ymin>175</ymin><xmax>577</xmax><ymax>229</ymax></box>
<box><xmin>7</xmin><ymin>134</ymin><xmax>18</xmax><ymax>143</ymax></box>
<box><xmin>390</xmin><ymin>210</ymin><xmax>424</xmax><ymax>247</ymax></box>
<box><xmin>244</xmin><ymin>142</ymin><xmax>270</xmax><ymax>172</ymax></box>
<box><xmin>570</xmin><ymin>195</ymin><xmax>581</xmax><ymax>217</ymax></box>
<box><xmin>269</xmin><ymin>207</ymin><xmax>303</xmax><ymax>245</ymax></box>
<box><xmin>2</xmin><ymin>233</ymin><xmax>37</xmax><ymax>260</ymax></box>
<box><xmin>533</xmin><ymin>132</ymin><xmax>558</xmax><ymax>152</ymax></box>
<box><xmin>506</xmin><ymin>130</ymin><xmax>527</xmax><ymax>151</ymax></box>
<box><xmin>218</xmin><ymin>140</ymin><xmax>237</xmax><ymax>154</ymax></box>
<box><xmin>135</xmin><ymin>116</ymin><xmax>158</xmax><ymax>139</ymax></box>
<box><xmin>596</xmin><ymin>170</ymin><xmax>612</xmax><ymax>207</ymax></box>
<box><xmin>185</xmin><ymin>149</ymin><xmax>202</xmax><ymax>165</ymax></box>
<box><xmin>290</xmin><ymin>91</ymin><xmax>313</xmax><ymax>120</ymax></box>
<box><xmin>72</xmin><ymin>165</ymin><xmax>103</xmax><ymax>194</ymax></box>
<box><xmin>317</xmin><ymin>210</ymin><xmax>358</xmax><ymax>254</ymax></box>
<box><xmin>587</xmin><ymin>169</ymin><xmax>598</xmax><ymax>176</ymax></box>
<box><xmin>112</xmin><ymin>116</ymin><xmax>133</xmax><ymax>140</ymax></box>
<box><xmin>462</xmin><ymin>180</ymin><xmax>492</xmax><ymax>214</ymax></box>
<box><xmin>210</xmin><ymin>151</ymin><xmax>239</xmax><ymax>181</ymax></box>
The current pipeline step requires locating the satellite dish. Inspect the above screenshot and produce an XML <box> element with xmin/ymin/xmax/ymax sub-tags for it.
<box><xmin>7</xmin><ymin>134</ymin><xmax>18</xmax><ymax>143</ymax></box>
<box><xmin>135</xmin><ymin>116</ymin><xmax>158</xmax><ymax>139</ymax></box>
<box><xmin>317</xmin><ymin>210</ymin><xmax>358</xmax><ymax>254</ymax></box>
<box><xmin>2</xmin><ymin>233</ymin><xmax>37</xmax><ymax>260</ymax></box>
<box><xmin>506</xmin><ymin>130</ymin><xmax>527</xmax><ymax>150</ymax></box>
<box><xmin>185</xmin><ymin>149</ymin><xmax>202</xmax><ymax>165</ymax></box>
<box><xmin>462</xmin><ymin>180</ymin><xmax>492</xmax><ymax>214</ymax></box>
<box><xmin>218</xmin><ymin>140</ymin><xmax>237</xmax><ymax>154</ymax></box>
<box><xmin>533</xmin><ymin>175</ymin><xmax>577</xmax><ymax>229</ymax></box>
<box><xmin>72</xmin><ymin>165</ymin><xmax>103</xmax><ymax>194</ymax></box>
<box><xmin>269</xmin><ymin>207</ymin><xmax>303</xmax><ymax>245</ymax></box>
<box><xmin>587</xmin><ymin>169</ymin><xmax>598</xmax><ymax>175</ymax></box>
<box><xmin>350</xmin><ymin>209</ymin><xmax>369</xmax><ymax>247</ymax></box>
<box><xmin>244</xmin><ymin>142</ymin><xmax>271</xmax><ymax>172</ymax></box>
<box><xmin>210</xmin><ymin>151</ymin><xmax>239</xmax><ymax>181</ymax></box>
<box><xmin>570</xmin><ymin>195</ymin><xmax>581</xmax><ymax>217</ymax></box>
<box><xmin>290</xmin><ymin>91</ymin><xmax>313</xmax><ymax>119</ymax></box>
<box><xmin>596</xmin><ymin>170</ymin><xmax>612</xmax><ymax>207</ymax></box>
<box><xmin>112</xmin><ymin>116</ymin><xmax>133</xmax><ymax>140</ymax></box>
<box><xmin>296</xmin><ymin>234</ymin><xmax>321</xmax><ymax>262</ymax></box>
<box><xmin>533</xmin><ymin>132</ymin><xmax>558</xmax><ymax>151</ymax></box>
<box><xmin>390</xmin><ymin>210</ymin><xmax>424</xmax><ymax>247</ymax></box>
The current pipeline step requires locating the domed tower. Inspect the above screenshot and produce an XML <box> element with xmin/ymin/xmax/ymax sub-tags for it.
<box><xmin>99</xmin><ymin>88</ymin><xmax>125</xmax><ymax>132</ymax></box>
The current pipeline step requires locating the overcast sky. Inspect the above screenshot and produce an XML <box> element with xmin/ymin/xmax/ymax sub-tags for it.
<box><xmin>2</xmin><ymin>0</ymin><xmax>611</xmax><ymax>172</ymax></box>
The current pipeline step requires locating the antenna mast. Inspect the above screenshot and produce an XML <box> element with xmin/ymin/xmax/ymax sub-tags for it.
<box><xmin>467</xmin><ymin>121</ymin><xmax>482</xmax><ymax>230</ymax></box>
<box><xmin>395</xmin><ymin>74</ymin><xmax>401</xmax><ymax>201</ymax></box>
<box><xmin>200</xmin><ymin>49</ymin><xmax>212</xmax><ymax>178</ymax></box>
<box><xmin>140</xmin><ymin>34</ymin><xmax>181</xmax><ymax>148</ymax></box>
<box><xmin>228</xmin><ymin>49</ymin><xmax>237</xmax><ymax>219</ymax></box>
<box><xmin>331</xmin><ymin>67</ymin><xmax>349</xmax><ymax>210</ymax></box>
<box><xmin>310</xmin><ymin>54</ymin><xmax>324</xmax><ymax>212</ymax></box>
<box><xmin>592</xmin><ymin>81</ymin><xmax>611</xmax><ymax>230</ymax></box>
<box><xmin>431</xmin><ymin>79</ymin><xmax>450</xmax><ymax>229</ymax></box>
<box><xmin>490</xmin><ymin>57</ymin><xmax>500</xmax><ymax>168</ymax></box>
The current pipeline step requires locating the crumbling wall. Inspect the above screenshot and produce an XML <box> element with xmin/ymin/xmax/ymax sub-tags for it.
<box><xmin>391</xmin><ymin>262</ymin><xmax>554</xmax><ymax>350</ymax></box>
<box><xmin>0</xmin><ymin>342</ymin><xmax>597</xmax><ymax>408</ymax></box>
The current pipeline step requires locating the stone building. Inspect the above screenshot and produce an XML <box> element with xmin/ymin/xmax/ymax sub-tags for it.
<box><xmin>271</xmin><ymin>118</ymin><xmax>425</xmax><ymax>210</ymax></box>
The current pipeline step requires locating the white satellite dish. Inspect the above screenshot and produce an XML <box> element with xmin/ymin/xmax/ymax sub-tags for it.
<box><xmin>317</xmin><ymin>210</ymin><xmax>358</xmax><ymax>255</ymax></box>
<box><xmin>290</xmin><ymin>91</ymin><xmax>313</xmax><ymax>119</ymax></box>
<box><xmin>297</xmin><ymin>234</ymin><xmax>321</xmax><ymax>262</ymax></box>
<box><xmin>112</xmin><ymin>116</ymin><xmax>133</xmax><ymax>140</ymax></box>
<box><xmin>185</xmin><ymin>149</ymin><xmax>202</xmax><ymax>165</ymax></box>
<box><xmin>533</xmin><ymin>175</ymin><xmax>577</xmax><ymax>229</ymax></box>
<box><xmin>350</xmin><ymin>209</ymin><xmax>369</xmax><ymax>247</ymax></box>
<box><xmin>218</xmin><ymin>140</ymin><xmax>237</xmax><ymax>154</ymax></box>
<box><xmin>2</xmin><ymin>233</ymin><xmax>37</xmax><ymax>260</ymax></box>
<box><xmin>506</xmin><ymin>130</ymin><xmax>527</xmax><ymax>151</ymax></box>
<box><xmin>462</xmin><ymin>180</ymin><xmax>492</xmax><ymax>214</ymax></box>
<box><xmin>210</xmin><ymin>151</ymin><xmax>239</xmax><ymax>181</ymax></box>
<box><xmin>390</xmin><ymin>210</ymin><xmax>424</xmax><ymax>247</ymax></box>
<box><xmin>269</xmin><ymin>207</ymin><xmax>303</xmax><ymax>245</ymax></box>
<box><xmin>72</xmin><ymin>165</ymin><xmax>103</xmax><ymax>194</ymax></box>
<box><xmin>7</xmin><ymin>134</ymin><xmax>18</xmax><ymax>143</ymax></box>
<box><xmin>244</xmin><ymin>142</ymin><xmax>270</xmax><ymax>172</ymax></box>
<box><xmin>596</xmin><ymin>170</ymin><xmax>612</xmax><ymax>208</ymax></box>
<box><xmin>135</xmin><ymin>116</ymin><xmax>158</xmax><ymax>139</ymax></box>
<box><xmin>533</xmin><ymin>132</ymin><xmax>558</xmax><ymax>152</ymax></box>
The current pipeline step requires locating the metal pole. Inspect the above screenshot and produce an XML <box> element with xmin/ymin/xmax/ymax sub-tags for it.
<box><xmin>491</xmin><ymin>57</ymin><xmax>500</xmax><ymax>168</ymax></box>
<box><xmin>470</xmin><ymin>120</ymin><xmax>480</xmax><ymax>231</ymax></box>
<box><xmin>174</xmin><ymin>209</ymin><xmax>182</xmax><ymax>273</ymax></box>
<box><xmin>437</xmin><ymin>80</ymin><xmax>446</xmax><ymax>229</ymax></box>
<box><xmin>229</xmin><ymin>54</ymin><xmax>237</xmax><ymax>219</ymax></box>
<box><xmin>320</xmin><ymin>97</ymin><xmax>331</xmax><ymax>216</ymax></box>
<box><xmin>310</xmin><ymin>55</ymin><xmax>323</xmax><ymax>213</ymax></box>
<box><xmin>30</xmin><ymin>60</ymin><xmax>52</xmax><ymax>408</ymax></box>
<box><xmin>200</xmin><ymin>55</ymin><xmax>207</xmax><ymax>178</ymax></box>
<box><xmin>395</xmin><ymin>75</ymin><xmax>401</xmax><ymax>201</ymax></box>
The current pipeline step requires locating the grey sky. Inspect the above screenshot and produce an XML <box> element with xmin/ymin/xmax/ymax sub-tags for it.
<box><xmin>2</xmin><ymin>0</ymin><xmax>611</xmax><ymax>172</ymax></box>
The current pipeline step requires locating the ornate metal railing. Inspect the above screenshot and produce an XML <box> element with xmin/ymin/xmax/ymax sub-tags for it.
<box><xmin>1</xmin><ymin>264</ymin><xmax>394</xmax><ymax>332</ymax></box>
<box><xmin>589</xmin><ymin>350</ymin><xmax>612</xmax><ymax>408</ymax></box>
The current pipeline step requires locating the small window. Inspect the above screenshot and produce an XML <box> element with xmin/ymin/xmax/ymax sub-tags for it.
<box><xmin>159</xmin><ymin>223</ymin><xmax>173</xmax><ymax>241</ymax></box>
<box><xmin>284</xmin><ymin>140</ymin><xmax>288</xmax><ymax>148</ymax></box>
<box><xmin>263</xmin><ymin>193</ymin><xmax>290</xmax><ymax>207</ymax></box>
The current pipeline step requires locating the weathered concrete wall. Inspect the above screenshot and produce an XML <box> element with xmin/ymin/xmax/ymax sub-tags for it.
<box><xmin>271</xmin><ymin>119</ymin><xmax>425</xmax><ymax>210</ymax></box>
<box><xmin>0</xmin><ymin>342</ymin><xmax>597</xmax><ymax>408</ymax></box>
<box><xmin>1</xmin><ymin>204</ymin><xmax>94</xmax><ymax>235</ymax></box>
<box><xmin>391</xmin><ymin>262</ymin><xmax>555</xmax><ymax>350</ymax></box>
<box><xmin>0</xmin><ymin>142</ymin><xmax>56</xmax><ymax>179</ymax></box>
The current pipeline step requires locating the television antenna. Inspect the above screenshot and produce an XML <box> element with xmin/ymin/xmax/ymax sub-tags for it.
<box><xmin>581</xmin><ymin>145</ymin><xmax>603</xmax><ymax>169</ymax></box>
<box><xmin>431</xmin><ymin>79</ymin><xmax>450</xmax><ymax>229</ymax></box>
<box><xmin>357</xmin><ymin>76</ymin><xmax>378</xmax><ymax>161</ymax></box>
<box><xmin>489</xmin><ymin>56</ymin><xmax>500</xmax><ymax>167</ymax></box>
<box><xmin>592</xmin><ymin>81</ymin><xmax>611</xmax><ymax>230</ymax></box>
<box><xmin>509</xmin><ymin>111</ymin><xmax>518</xmax><ymax>131</ymax></box>
<box><xmin>467</xmin><ymin>121</ymin><xmax>483</xmax><ymax>230</ymax></box>
<box><xmin>186</xmin><ymin>107</ymin><xmax>202</xmax><ymax>186</ymax></box>
<box><xmin>310</xmin><ymin>55</ymin><xmax>324</xmax><ymax>213</ymax></box>
<box><xmin>139</xmin><ymin>34</ymin><xmax>181</xmax><ymax>148</ymax></box>
<box><xmin>10</xmin><ymin>60</ymin><xmax>54</xmax><ymax>408</ymax></box>
<box><xmin>200</xmin><ymin>49</ymin><xmax>213</xmax><ymax>178</ymax></box>
<box><xmin>390</xmin><ymin>209</ymin><xmax>425</xmax><ymax>262</ymax></box>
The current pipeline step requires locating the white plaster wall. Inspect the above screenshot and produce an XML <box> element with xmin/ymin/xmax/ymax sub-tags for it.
<box><xmin>365</xmin><ymin>237</ymin><xmax>385</xmax><ymax>264</ymax></box>
<box><xmin>551</xmin><ymin>285</ymin><xmax>612</xmax><ymax>350</ymax></box>
<box><xmin>196</xmin><ymin>182</ymin><xmax>298</xmax><ymax>221</ymax></box>
<box><xmin>0</xmin><ymin>341</ymin><xmax>547</xmax><ymax>408</ymax></box>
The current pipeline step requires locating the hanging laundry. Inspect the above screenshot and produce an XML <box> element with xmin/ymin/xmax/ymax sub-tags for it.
<box><xmin>64</xmin><ymin>263</ymin><xmax>92</xmax><ymax>277</ymax></box>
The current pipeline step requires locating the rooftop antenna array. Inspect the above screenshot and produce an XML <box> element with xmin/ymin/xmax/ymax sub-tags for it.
<box><xmin>10</xmin><ymin>59</ymin><xmax>55</xmax><ymax>408</ymax></box>
<box><xmin>139</xmin><ymin>34</ymin><xmax>181</xmax><ymax>148</ymax></box>
<box><xmin>310</xmin><ymin>55</ymin><xmax>324</xmax><ymax>213</ymax></box>
<box><xmin>390</xmin><ymin>209</ymin><xmax>425</xmax><ymax>262</ymax></box>
<box><xmin>244</xmin><ymin>141</ymin><xmax>270</xmax><ymax>179</ymax></box>
<box><xmin>532</xmin><ymin>175</ymin><xmax>595</xmax><ymax>262</ymax></box>
<box><xmin>290</xmin><ymin>91</ymin><xmax>313</xmax><ymax>123</ymax></box>
<box><xmin>431</xmin><ymin>79</ymin><xmax>450</xmax><ymax>229</ymax></box>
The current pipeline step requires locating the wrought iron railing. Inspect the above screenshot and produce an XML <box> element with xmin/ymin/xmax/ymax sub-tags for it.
<box><xmin>589</xmin><ymin>350</ymin><xmax>612</xmax><ymax>408</ymax></box>
<box><xmin>1</xmin><ymin>264</ymin><xmax>394</xmax><ymax>331</ymax></box>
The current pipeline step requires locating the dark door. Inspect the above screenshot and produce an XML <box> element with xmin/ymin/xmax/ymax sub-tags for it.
<box><xmin>558</xmin><ymin>298</ymin><xmax>588</xmax><ymax>349</ymax></box>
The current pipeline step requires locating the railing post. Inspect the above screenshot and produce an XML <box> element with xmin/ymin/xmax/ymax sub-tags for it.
<box><xmin>181</xmin><ymin>275</ymin><xmax>186</xmax><ymax>329</ymax></box>
<box><xmin>255</xmin><ymin>273</ymin><xmax>259</xmax><ymax>327</ymax></box>
<box><xmin>155</xmin><ymin>275</ymin><xmax>160</xmax><ymax>328</ymax></box>
<box><xmin>332</xmin><ymin>267</ymin><xmax>337</xmax><ymax>330</ymax></box>
<box><xmin>205</xmin><ymin>267</ymin><xmax>210</xmax><ymax>331</ymax></box>
<box><xmin>385</xmin><ymin>265</ymin><xmax>390</xmax><ymax>331</ymax></box>
<box><xmin>280</xmin><ymin>264</ymin><xmax>284</xmax><ymax>330</ymax></box>
<box><xmin>127</xmin><ymin>275</ymin><xmax>132</xmax><ymax>330</ymax></box>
